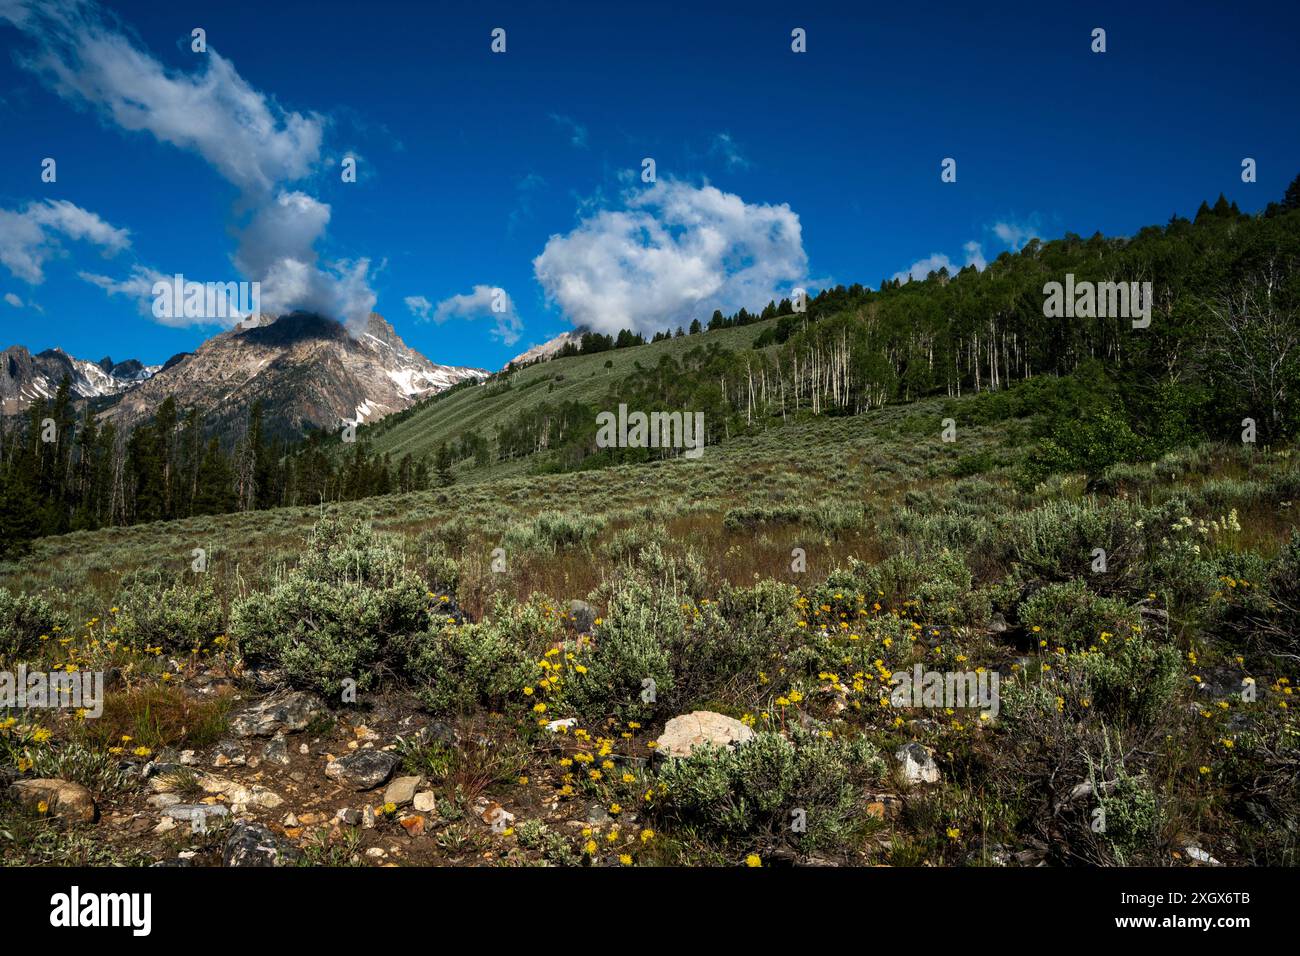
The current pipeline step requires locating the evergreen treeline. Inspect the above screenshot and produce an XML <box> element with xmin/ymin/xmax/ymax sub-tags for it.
<box><xmin>0</xmin><ymin>392</ymin><xmax>436</xmax><ymax>558</ymax></box>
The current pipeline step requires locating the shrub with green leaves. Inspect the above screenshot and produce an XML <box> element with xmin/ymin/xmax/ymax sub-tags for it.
<box><xmin>113</xmin><ymin>576</ymin><xmax>224</xmax><ymax>653</ymax></box>
<box><xmin>401</xmin><ymin>593</ymin><xmax>558</xmax><ymax>714</ymax></box>
<box><xmin>422</xmin><ymin>540</ymin><xmax>460</xmax><ymax>597</ymax></box>
<box><xmin>1098</xmin><ymin>772</ymin><xmax>1161</xmax><ymax>865</ymax></box>
<box><xmin>230</xmin><ymin>518</ymin><xmax>429</xmax><ymax>697</ymax></box>
<box><xmin>573</xmin><ymin>574</ymin><xmax>678</xmax><ymax>722</ymax></box>
<box><xmin>0</xmin><ymin>587</ymin><xmax>64</xmax><ymax>663</ymax></box>
<box><xmin>1075</xmin><ymin>633</ymin><xmax>1181</xmax><ymax>726</ymax></box>
<box><xmin>1019</xmin><ymin>579</ymin><xmax>1142</xmax><ymax>648</ymax></box>
<box><xmin>827</xmin><ymin>549</ymin><xmax>988</xmax><ymax>625</ymax></box>
<box><xmin>654</xmin><ymin>729</ymin><xmax>883</xmax><ymax>854</ymax></box>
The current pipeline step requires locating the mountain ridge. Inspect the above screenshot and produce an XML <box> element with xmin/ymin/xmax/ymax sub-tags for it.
<box><xmin>2</xmin><ymin>312</ymin><xmax>487</xmax><ymax>439</ymax></box>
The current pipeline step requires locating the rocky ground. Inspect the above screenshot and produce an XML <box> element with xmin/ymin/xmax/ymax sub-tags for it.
<box><xmin>6</xmin><ymin>671</ymin><xmax>940</xmax><ymax>868</ymax></box>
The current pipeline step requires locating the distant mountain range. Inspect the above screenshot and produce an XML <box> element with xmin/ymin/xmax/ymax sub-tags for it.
<box><xmin>0</xmin><ymin>347</ymin><xmax>161</xmax><ymax>415</ymax></box>
<box><xmin>1</xmin><ymin>312</ymin><xmax>487</xmax><ymax>440</ymax></box>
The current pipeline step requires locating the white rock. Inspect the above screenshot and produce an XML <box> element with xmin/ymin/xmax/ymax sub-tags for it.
<box><xmin>894</xmin><ymin>742</ymin><xmax>941</xmax><ymax>785</ymax></box>
<box><xmin>654</xmin><ymin>711</ymin><xmax>755</xmax><ymax>760</ymax></box>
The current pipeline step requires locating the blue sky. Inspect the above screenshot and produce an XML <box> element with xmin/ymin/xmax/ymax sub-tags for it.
<box><xmin>1</xmin><ymin>0</ymin><xmax>1297</xmax><ymax>370</ymax></box>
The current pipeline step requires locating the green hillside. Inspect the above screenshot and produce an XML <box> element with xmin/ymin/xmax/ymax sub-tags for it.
<box><xmin>363</xmin><ymin>318</ymin><xmax>782</xmax><ymax>473</ymax></box>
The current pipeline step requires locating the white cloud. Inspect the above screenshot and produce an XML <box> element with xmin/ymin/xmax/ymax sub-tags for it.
<box><xmin>6</xmin><ymin>1</ymin><xmax>321</xmax><ymax>196</ymax></box>
<box><xmin>710</xmin><ymin>132</ymin><xmax>750</xmax><ymax>171</ymax></box>
<box><xmin>892</xmin><ymin>229</ymin><xmax>1017</xmax><ymax>284</ymax></box>
<box><xmin>893</xmin><ymin>253</ymin><xmax>956</xmax><ymax>284</ymax></box>
<box><xmin>4</xmin><ymin>292</ymin><xmax>23</xmax><ymax>308</ymax></box>
<box><xmin>3</xmin><ymin>0</ymin><xmax>375</xmax><ymax>328</ymax></box>
<box><xmin>0</xmin><ymin>199</ymin><xmax>130</xmax><ymax>284</ymax></box>
<box><xmin>992</xmin><ymin>220</ymin><xmax>1040</xmax><ymax>251</ymax></box>
<box><xmin>404</xmin><ymin>295</ymin><xmax>434</xmax><ymax>321</ymax></box>
<box><xmin>533</xmin><ymin>179</ymin><xmax>807</xmax><ymax>335</ymax></box>
<box><xmin>78</xmin><ymin>263</ymin><xmax>169</xmax><ymax>316</ymax></box>
<box><xmin>418</xmin><ymin>284</ymin><xmax>523</xmax><ymax>346</ymax></box>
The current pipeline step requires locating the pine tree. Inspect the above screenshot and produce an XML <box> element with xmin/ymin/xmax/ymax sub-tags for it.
<box><xmin>1284</xmin><ymin>172</ymin><xmax>1300</xmax><ymax>210</ymax></box>
<box><xmin>435</xmin><ymin>442</ymin><xmax>454</xmax><ymax>486</ymax></box>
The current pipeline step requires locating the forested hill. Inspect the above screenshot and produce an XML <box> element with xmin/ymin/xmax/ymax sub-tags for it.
<box><xmin>362</xmin><ymin>186</ymin><xmax>1300</xmax><ymax>477</ymax></box>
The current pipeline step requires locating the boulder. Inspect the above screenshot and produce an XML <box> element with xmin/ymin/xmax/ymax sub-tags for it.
<box><xmin>223</xmin><ymin>822</ymin><xmax>301</xmax><ymax>867</ymax></box>
<box><xmin>894</xmin><ymin>742</ymin><xmax>940</xmax><ymax>785</ymax></box>
<box><xmin>9</xmin><ymin>778</ymin><xmax>97</xmax><ymax>823</ymax></box>
<box><xmin>263</xmin><ymin>733</ymin><xmax>291</xmax><ymax>766</ymax></box>
<box><xmin>383</xmin><ymin>775</ymin><xmax>422</xmax><ymax>807</ymax></box>
<box><xmin>325</xmin><ymin>749</ymin><xmax>400</xmax><ymax>790</ymax></box>
<box><xmin>230</xmin><ymin>691</ymin><xmax>323</xmax><ymax>737</ymax></box>
<box><xmin>568</xmin><ymin>600</ymin><xmax>597</xmax><ymax>633</ymax></box>
<box><xmin>654</xmin><ymin>711</ymin><xmax>755</xmax><ymax>760</ymax></box>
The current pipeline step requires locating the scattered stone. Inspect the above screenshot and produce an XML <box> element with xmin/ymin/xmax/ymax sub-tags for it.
<box><xmin>178</xmin><ymin>750</ymin><xmax>199</xmax><ymax>766</ymax></box>
<box><xmin>199</xmin><ymin>774</ymin><xmax>283</xmax><ymax>810</ymax></box>
<box><xmin>223</xmin><ymin>822</ymin><xmax>301</xmax><ymax>867</ymax></box>
<box><xmin>282</xmin><ymin>812</ymin><xmax>298</xmax><ymax>827</ymax></box>
<box><xmin>586</xmin><ymin>803</ymin><xmax>612</xmax><ymax>825</ymax></box>
<box><xmin>147</xmin><ymin>793</ymin><xmax>182</xmax><ymax>809</ymax></box>
<box><xmin>365</xmin><ymin>847</ymin><xmax>386</xmax><ymax>859</ymax></box>
<box><xmin>164</xmin><ymin>803</ymin><xmax>230</xmax><ymax>824</ymax></box>
<box><xmin>568</xmin><ymin>599</ymin><xmax>597</xmax><ymax>633</ymax></box>
<box><xmin>894</xmin><ymin>742</ymin><xmax>941</xmax><ymax>785</ymax></box>
<box><xmin>8</xmin><ymin>778</ymin><xmax>97</xmax><ymax>823</ymax></box>
<box><xmin>384</xmin><ymin>775</ymin><xmax>422</xmax><ymax>807</ymax></box>
<box><xmin>211</xmin><ymin>740</ymin><xmax>246</xmax><ymax>768</ymax></box>
<box><xmin>654</xmin><ymin>711</ymin><xmax>755</xmax><ymax>760</ymax></box>
<box><xmin>153</xmin><ymin>817</ymin><xmax>177</xmax><ymax>835</ymax></box>
<box><xmin>335</xmin><ymin>807</ymin><xmax>361</xmax><ymax>826</ymax></box>
<box><xmin>398</xmin><ymin>814</ymin><xmax>426</xmax><ymax>836</ymax></box>
<box><xmin>362</xmin><ymin>805</ymin><xmax>377</xmax><ymax>829</ymax></box>
<box><xmin>263</xmin><ymin>733</ymin><xmax>291</xmax><ymax>766</ymax></box>
<box><xmin>413</xmin><ymin>791</ymin><xmax>437</xmax><ymax>813</ymax></box>
<box><xmin>545</xmin><ymin>718</ymin><xmax>579</xmax><ymax>733</ymax></box>
<box><xmin>865</xmin><ymin>792</ymin><xmax>902</xmax><ymax>819</ymax></box>
<box><xmin>325</xmin><ymin>749</ymin><xmax>400</xmax><ymax>790</ymax></box>
<box><xmin>414</xmin><ymin>721</ymin><xmax>457</xmax><ymax>748</ymax></box>
<box><xmin>230</xmin><ymin>691</ymin><xmax>323</xmax><ymax>738</ymax></box>
<box><xmin>478</xmin><ymin>801</ymin><xmax>515</xmax><ymax>830</ymax></box>
<box><xmin>1184</xmin><ymin>844</ymin><xmax>1222</xmax><ymax>866</ymax></box>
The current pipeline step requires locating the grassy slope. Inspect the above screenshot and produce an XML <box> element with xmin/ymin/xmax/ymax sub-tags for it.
<box><xmin>4</xmin><ymin>393</ymin><xmax>1011</xmax><ymax>617</ymax></box>
<box><xmin>365</xmin><ymin>318</ymin><xmax>782</xmax><ymax>475</ymax></box>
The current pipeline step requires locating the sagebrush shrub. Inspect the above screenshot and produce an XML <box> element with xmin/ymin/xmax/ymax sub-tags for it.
<box><xmin>113</xmin><ymin>576</ymin><xmax>224</xmax><ymax>653</ymax></box>
<box><xmin>402</xmin><ymin>593</ymin><xmax>560</xmax><ymax>714</ymax></box>
<box><xmin>230</xmin><ymin>518</ymin><xmax>429</xmax><ymax>696</ymax></box>
<box><xmin>1075</xmin><ymin>634</ymin><xmax>1181</xmax><ymax>726</ymax></box>
<box><xmin>0</xmin><ymin>587</ymin><xmax>65</xmax><ymax>663</ymax></box>
<box><xmin>654</xmin><ymin>729</ymin><xmax>883</xmax><ymax>854</ymax></box>
<box><xmin>1019</xmin><ymin>579</ymin><xmax>1141</xmax><ymax>648</ymax></box>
